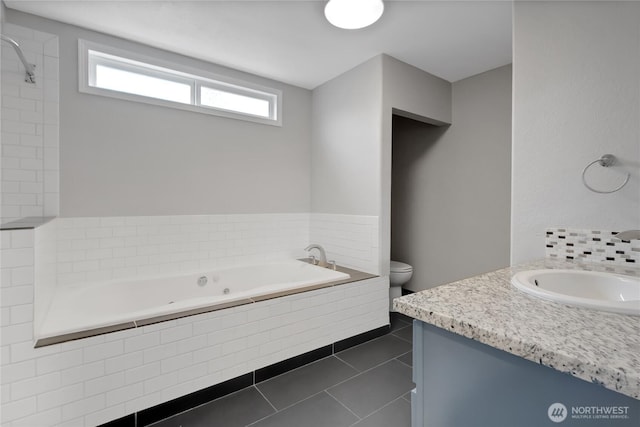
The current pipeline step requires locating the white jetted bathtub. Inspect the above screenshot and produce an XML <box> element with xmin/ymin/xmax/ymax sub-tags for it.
<box><xmin>37</xmin><ymin>259</ymin><xmax>350</xmax><ymax>345</ymax></box>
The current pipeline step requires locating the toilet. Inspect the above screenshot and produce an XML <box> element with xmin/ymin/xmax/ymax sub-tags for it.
<box><xmin>389</xmin><ymin>260</ymin><xmax>413</xmax><ymax>311</ymax></box>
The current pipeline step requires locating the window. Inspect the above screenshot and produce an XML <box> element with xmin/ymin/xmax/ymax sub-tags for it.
<box><xmin>79</xmin><ymin>40</ymin><xmax>281</xmax><ymax>126</ymax></box>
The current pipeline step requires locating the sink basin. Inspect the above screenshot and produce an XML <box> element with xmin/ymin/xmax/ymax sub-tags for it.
<box><xmin>511</xmin><ymin>269</ymin><xmax>640</xmax><ymax>315</ymax></box>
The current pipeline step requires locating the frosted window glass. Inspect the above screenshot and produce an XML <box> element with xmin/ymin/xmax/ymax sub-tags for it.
<box><xmin>95</xmin><ymin>65</ymin><xmax>191</xmax><ymax>104</ymax></box>
<box><xmin>200</xmin><ymin>86</ymin><xmax>270</xmax><ymax>118</ymax></box>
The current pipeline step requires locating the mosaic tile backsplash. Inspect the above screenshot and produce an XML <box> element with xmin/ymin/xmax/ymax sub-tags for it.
<box><xmin>545</xmin><ymin>228</ymin><xmax>639</xmax><ymax>266</ymax></box>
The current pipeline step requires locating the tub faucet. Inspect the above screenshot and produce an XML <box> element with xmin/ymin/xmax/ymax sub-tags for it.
<box><xmin>305</xmin><ymin>244</ymin><xmax>327</xmax><ymax>267</ymax></box>
<box><xmin>615</xmin><ymin>230</ymin><xmax>640</xmax><ymax>241</ymax></box>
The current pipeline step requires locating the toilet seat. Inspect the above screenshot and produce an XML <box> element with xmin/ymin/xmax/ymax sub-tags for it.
<box><xmin>390</xmin><ymin>261</ymin><xmax>413</xmax><ymax>273</ymax></box>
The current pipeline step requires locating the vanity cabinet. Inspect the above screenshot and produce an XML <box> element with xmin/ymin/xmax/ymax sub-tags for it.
<box><xmin>411</xmin><ymin>320</ymin><xmax>639</xmax><ymax>427</ymax></box>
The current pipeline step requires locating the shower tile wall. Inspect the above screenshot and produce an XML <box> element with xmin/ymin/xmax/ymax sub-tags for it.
<box><xmin>545</xmin><ymin>227</ymin><xmax>639</xmax><ymax>266</ymax></box>
<box><xmin>0</xmin><ymin>227</ymin><xmax>389</xmax><ymax>427</ymax></box>
<box><xmin>1</xmin><ymin>23</ymin><xmax>59</xmax><ymax>221</ymax></box>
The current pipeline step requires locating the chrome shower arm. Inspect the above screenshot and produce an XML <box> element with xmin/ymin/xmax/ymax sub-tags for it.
<box><xmin>1</xmin><ymin>34</ymin><xmax>36</xmax><ymax>83</ymax></box>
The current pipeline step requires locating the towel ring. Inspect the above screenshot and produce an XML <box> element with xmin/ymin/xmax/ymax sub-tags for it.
<box><xmin>581</xmin><ymin>154</ymin><xmax>630</xmax><ymax>194</ymax></box>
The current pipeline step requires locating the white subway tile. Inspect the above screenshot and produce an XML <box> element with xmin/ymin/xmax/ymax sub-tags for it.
<box><xmin>85</xmin><ymin>227</ymin><xmax>112</xmax><ymax>239</ymax></box>
<box><xmin>104</xmin><ymin>351</ymin><xmax>144</xmax><ymax>375</ymax></box>
<box><xmin>143</xmin><ymin>342</ymin><xmax>176</xmax><ymax>364</ymax></box>
<box><xmin>125</xmin><ymin>361</ymin><xmax>160</xmax><ymax>385</ymax></box>
<box><xmin>99</xmin><ymin>237</ymin><xmax>124</xmax><ymax>249</ymax></box>
<box><xmin>160</xmin><ymin>324</ymin><xmax>192</xmax><ymax>344</ymax></box>
<box><xmin>0</xmin><ymin>249</ymin><xmax>33</xmax><ymax>269</ymax></box>
<box><xmin>71</xmin><ymin>239</ymin><xmax>99</xmax><ymax>250</ymax></box>
<box><xmin>124</xmin><ymin>390</ymin><xmax>161</xmax><ymax>415</ymax></box>
<box><xmin>60</xmin><ymin>361</ymin><xmax>104</xmax><ymax>386</ymax></box>
<box><xmin>192</xmin><ymin>345</ymin><xmax>221</xmax><ymax>364</ymax></box>
<box><xmin>56</xmin><ymin>251</ymin><xmax>83</xmax><ymax>263</ymax></box>
<box><xmin>12</xmin><ymin>406</ymin><xmax>62</xmax><ymax>427</ymax></box>
<box><xmin>143</xmin><ymin>371</ymin><xmax>177</xmax><ymax>394</ymax></box>
<box><xmin>71</xmin><ymin>218</ymin><xmax>100</xmax><ymax>228</ymax></box>
<box><xmin>140</xmin><ymin>319</ymin><xmax>177</xmax><ymax>333</ymax></box>
<box><xmin>1</xmin><ymin>322</ymin><xmax>33</xmax><ymax>345</ymax></box>
<box><xmin>1</xmin><ymin>269</ymin><xmax>12</xmax><ymax>288</ymax></box>
<box><xmin>58</xmin><ymin>228</ymin><xmax>84</xmax><ymax>240</ymax></box>
<box><xmin>85</xmin><ymin>372</ymin><xmax>125</xmax><ymax>397</ymax></box>
<box><xmin>9</xmin><ymin>231</ymin><xmax>34</xmax><ymax>249</ymax></box>
<box><xmin>124</xmin><ymin>331</ymin><xmax>159</xmax><ymax>353</ymax></box>
<box><xmin>161</xmin><ymin>352</ymin><xmax>192</xmax><ymax>374</ymax></box>
<box><xmin>177</xmin><ymin>361</ymin><xmax>208</xmax><ymax>384</ymax></box>
<box><xmin>36</xmin><ymin>383</ymin><xmax>83</xmax><ymax>411</ymax></box>
<box><xmin>43</xmin><ymin>38</ymin><xmax>59</xmax><ymax>58</ymax></box>
<box><xmin>99</xmin><ymin>217</ymin><xmax>125</xmax><ymax>227</ymax></box>
<box><xmin>79</xmin><ymin>337</ymin><xmax>121</xmax><ymax>363</ymax></box>
<box><xmin>72</xmin><ymin>260</ymin><xmax>100</xmax><ymax>273</ymax></box>
<box><xmin>1</xmin><ymin>286</ymin><xmax>33</xmax><ymax>307</ymax></box>
<box><xmin>221</xmin><ymin>337</ymin><xmax>246</xmax><ymax>355</ymax></box>
<box><xmin>176</xmin><ymin>335</ymin><xmax>208</xmax><ymax>355</ymax></box>
<box><xmin>57</xmin><ymin>416</ymin><xmax>84</xmax><ymax>427</ymax></box>
<box><xmin>11</xmin><ymin>372</ymin><xmax>60</xmax><ymax>400</ymax></box>
<box><xmin>61</xmin><ymin>394</ymin><xmax>104</xmax><ymax>421</ymax></box>
<box><xmin>59</xmin><ymin>334</ymin><xmax>105</xmax><ymax>352</ymax></box>
<box><xmin>0</xmin><ymin>359</ymin><xmax>35</xmax><ymax>383</ymax></box>
<box><xmin>1</xmin><ymin>396</ymin><xmax>37</xmax><ymax>424</ymax></box>
<box><xmin>1</xmin><ymin>307</ymin><xmax>10</xmax><ymax>326</ymax></box>
<box><xmin>106</xmin><ymin>382</ymin><xmax>143</xmax><ymax>406</ymax></box>
<box><xmin>112</xmin><ymin>226</ymin><xmax>137</xmax><ymax>237</ymax></box>
<box><xmin>36</xmin><ymin>349</ymin><xmax>83</xmax><ymax>375</ymax></box>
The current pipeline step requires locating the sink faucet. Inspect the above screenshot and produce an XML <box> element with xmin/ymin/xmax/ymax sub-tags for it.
<box><xmin>305</xmin><ymin>244</ymin><xmax>327</xmax><ymax>267</ymax></box>
<box><xmin>616</xmin><ymin>230</ymin><xmax>640</xmax><ymax>241</ymax></box>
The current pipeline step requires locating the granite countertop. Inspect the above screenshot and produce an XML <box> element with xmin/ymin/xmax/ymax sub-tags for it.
<box><xmin>393</xmin><ymin>259</ymin><xmax>640</xmax><ymax>400</ymax></box>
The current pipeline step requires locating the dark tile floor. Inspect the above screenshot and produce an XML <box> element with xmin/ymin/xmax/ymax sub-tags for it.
<box><xmin>151</xmin><ymin>313</ymin><xmax>414</xmax><ymax>427</ymax></box>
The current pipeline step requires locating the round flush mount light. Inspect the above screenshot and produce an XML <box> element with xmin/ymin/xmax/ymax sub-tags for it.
<box><xmin>324</xmin><ymin>0</ymin><xmax>384</xmax><ymax>30</ymax></box>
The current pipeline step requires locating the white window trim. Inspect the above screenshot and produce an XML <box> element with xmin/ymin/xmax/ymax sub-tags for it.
<box><xmin>78</xmin><ymin>39</ymin><xmax>282</xmax><ymax>126</ymax></box>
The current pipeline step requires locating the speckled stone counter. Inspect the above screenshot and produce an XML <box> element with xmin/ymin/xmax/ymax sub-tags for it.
<box><xmin>393</xmin><ymin>259</ymin><xmax>640</xmax><ymax>400</ymax></box>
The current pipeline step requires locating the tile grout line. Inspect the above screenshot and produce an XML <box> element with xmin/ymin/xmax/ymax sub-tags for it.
<box><xmin>244</xmin><ymin>390</ymin><xmax>334</xmax><ymax>427</ymax></box>
<box><xmin>254</xmin><ymin>384</ymin><xmax>278</xmax><ymax>413</ymax></box>
<box><xmin>345</xmin><ymin>394</ymin><xmax>410</xmax><ymax>427</ymax></box>
<box><xmin>395</xmin><ymin>349</ymin><xmax>413</xmax><ymax>368</ymax></box>
<box><xmin>391</xmin><ymin>326</ymin><xmax>413</xmax><ymax>344</ymax></box>
<box><xmin>325</xmin><ymin>388</ymin><xmax>362</xmax><ymax>422</ymax></box>
<box><xmin>148</xmin><ymin>328</ymin><xmax>405</xmax><ymax>426</ymax></box>
<box><xmin>254</xmin><ymin>353</ymin><xmax>338</xmax><ymax>386</ymax></box>
<box><xmin>334</xmin><ymin>354</ymin><xmax>361</xmax><ymax>373</ymax></box>
<box><xmin>249</xmin><ymin>355</ymin><xmax>411</xmax><ymax>426</ymax></box>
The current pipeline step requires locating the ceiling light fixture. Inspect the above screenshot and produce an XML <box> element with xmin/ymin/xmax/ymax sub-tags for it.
<box><xmin>324</xmin><ymin>0</ymin><xmax>384</xmax><ymax>30</ymax></box>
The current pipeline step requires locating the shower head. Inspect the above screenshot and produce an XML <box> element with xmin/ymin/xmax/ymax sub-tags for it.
<box><xmin>1</xmin><ymin>34</ymin><xmax>36</xmax><ymax>84</ymax></box>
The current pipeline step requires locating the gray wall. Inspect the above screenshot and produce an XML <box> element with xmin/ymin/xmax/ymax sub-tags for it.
<box><xmin>310</xmin><ymin>54</ymin><xmax>455</xmax><ymax>279</ymax></box>
<box><xmin>380</xmin><ymin>55</ymin><xmax>453</xmax><ymax>276</ymax></box>
<box><xmin>310</xmin><ymin>56</ymin><xmax>383</xmax><ymax>216</ymax></box>
<box><xmin>511</xmin><ymin>1</ymin><xmax>640</xmax><ymax>264</ymax></box>
<box><xmin>391</xmin><ymin>65</ymin><xmax>511</xmax><ymax>291</ymax></box>
<box><xmin>7</xmin><ymin>10</ymin><xmax>312</xmax><ymax>217</ymax></box>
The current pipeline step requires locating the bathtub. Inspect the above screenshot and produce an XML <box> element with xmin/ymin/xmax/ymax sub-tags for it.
<box><xmin>36</xmin><ymin>259</ymin><xmax>350</xmax><ymax>346</ymax></box>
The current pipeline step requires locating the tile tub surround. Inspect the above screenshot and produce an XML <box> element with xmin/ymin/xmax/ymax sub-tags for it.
<box><xmin>53</xmin><ymin>214</ymin><xmax>311</xmax><ymax>288</ymax></box>
<box><xmin>52</xmin><ymin>213</ymin><xmax>380</xmax><ymax>289</ymax></box>
<box><xmin>1</xmin><ymin>228</ymin><xmax>389</xmax><ymax>427</ymax></box>
<box><xmin>546</xmin><ymin>227</ymin><xmax>640</xmax><ymax>266</ymax></box>
<box><xmin>310</xmin><ymin>214</ymin><xmax>379</xmax><ymax>274</ymax></box>
<box><xmin>106</xmin><ymin>314</ymin><xmax>413</xmax><ymax>427</ymax></box>
<box><xmin>393</xmin><ymin>258</ymin><xmax>640</xmax><ymax>400</ymax></box>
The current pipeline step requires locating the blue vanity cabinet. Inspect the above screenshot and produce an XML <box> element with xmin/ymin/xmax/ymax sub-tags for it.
<box><xmin>411</xmin><ymin>320</ymin><xmax>639</xmax><ymax>427</ymax></box>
